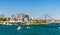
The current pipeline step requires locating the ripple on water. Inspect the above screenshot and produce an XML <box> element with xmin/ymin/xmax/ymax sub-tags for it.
<box><xmin>0</xmin><ymin>25</ymin><xmax>60</xmax><ymax>35</ymax></box>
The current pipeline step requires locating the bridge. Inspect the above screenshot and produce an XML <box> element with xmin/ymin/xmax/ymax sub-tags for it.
<box><xmin>40</xmin><ymin>14</ymin><xmax>60</xmax><ymax>23</ymax></box>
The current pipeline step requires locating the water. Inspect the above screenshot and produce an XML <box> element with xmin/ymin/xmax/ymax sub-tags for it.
<box><xmin>0</xmin><ymin>23</ymin><xmax>60</xmax><ymax>35</ymax></box>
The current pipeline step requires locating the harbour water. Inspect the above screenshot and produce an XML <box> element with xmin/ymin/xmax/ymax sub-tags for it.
<box><xmin>0</xmin><ymin>23</ymin><xmax>60</xmax><ymax>35</ymax></box>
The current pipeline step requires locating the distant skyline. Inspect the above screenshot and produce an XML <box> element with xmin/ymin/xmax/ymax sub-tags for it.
<box><xmin>0</xmin><ymin>0</ymin><xmax>60</xmax><ymax>19</ymax></box>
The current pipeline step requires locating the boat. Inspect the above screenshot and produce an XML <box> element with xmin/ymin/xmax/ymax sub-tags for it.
<box><xmin>4</xmin><ymin>21</ymin><xmax>24</xmax><ymax>26</ymax></box>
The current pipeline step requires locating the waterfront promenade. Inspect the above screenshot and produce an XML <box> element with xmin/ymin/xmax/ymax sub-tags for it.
<box><xmin>0</xmin><ymin>13</ymin><xmax>60</xmax><ymax>25</ymax></box>
<box><xmin>0</xmin><ymin>20</ymin><xmax>60</xmax><ymax>25</ymax></box>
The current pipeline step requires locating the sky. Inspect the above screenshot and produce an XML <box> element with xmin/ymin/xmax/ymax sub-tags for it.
<box><xmin>0</xmin><ymin>0</ymin><xmax>60</xmax><ymax>19</ymax></box>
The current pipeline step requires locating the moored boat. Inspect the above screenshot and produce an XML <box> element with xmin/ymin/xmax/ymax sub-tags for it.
<box><xmin>4</xmin><ymin>21</ymin><xmax>24</xmax><ymax>26</ymax></box>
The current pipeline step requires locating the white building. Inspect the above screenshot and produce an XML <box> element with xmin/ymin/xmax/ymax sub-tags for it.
<box><xmin>0</xmin><ymin>14</ymin><xmax>4</xmax><ymax>18</ymax></box>
<box><xmin>11</xmin><ymin>13</ymin><xmax>29</xmax><ymax>21</ymax></box>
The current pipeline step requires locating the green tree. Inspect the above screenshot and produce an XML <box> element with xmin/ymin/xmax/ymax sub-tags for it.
<box><xmin>2</xmin><ymin>18</ymin><xmax>7</xmax><ymax>21</ymax></box>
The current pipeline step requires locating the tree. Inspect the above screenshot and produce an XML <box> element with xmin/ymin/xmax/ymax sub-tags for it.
<box><xmin>8</xmin><ymin>17</ymin><xmax>11</xmax><ymax>21</ymax></box>
<box><xmin>2</xmin><ymin>18</ymin><xmax>7</xmax><ymax>21</ymax></box>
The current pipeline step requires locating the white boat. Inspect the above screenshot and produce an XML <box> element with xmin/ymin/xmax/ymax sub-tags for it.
<box><xmin>4</xmin><ymin>21</ymin><xmax>24</xmax><ymax>25</ymax></box>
